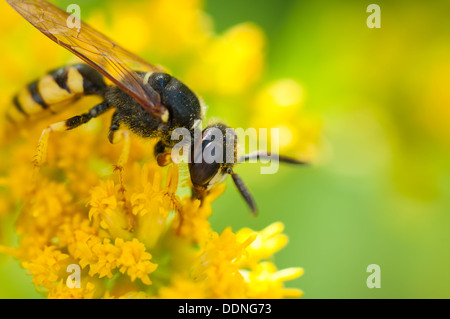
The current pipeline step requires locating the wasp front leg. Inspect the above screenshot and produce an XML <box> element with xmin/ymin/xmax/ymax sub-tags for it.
<box><xmin>154</xmin><ymin>140</ymin><xmax>173</xmax><ymax>167</ymax></box>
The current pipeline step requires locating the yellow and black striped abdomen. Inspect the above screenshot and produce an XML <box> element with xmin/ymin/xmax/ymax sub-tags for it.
<box><xmin>6</xmin><ymin>64</ymin><xmax>106</xmax><ymax>123</ymax></box>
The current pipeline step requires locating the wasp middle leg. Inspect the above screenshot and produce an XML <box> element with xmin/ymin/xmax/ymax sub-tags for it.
<box><xmin>107</xmin><ymin>111</ymin><xmax>131</xmax><ymax>190</ymax></box>
<box><xmin>107</xmin><ymin>111</ymin><xmax>135</xmax><ymax>231</ymax></box>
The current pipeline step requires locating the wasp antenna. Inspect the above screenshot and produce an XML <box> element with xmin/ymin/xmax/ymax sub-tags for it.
<box><xmin>228</xmin><ymin>169</ymin><xmax>258</xmax><ymax>216</ymax></box>
<box><xmin>241</xmin><ymin>151</ymin><xmax>309</xmax><ymax>165</ymax></box>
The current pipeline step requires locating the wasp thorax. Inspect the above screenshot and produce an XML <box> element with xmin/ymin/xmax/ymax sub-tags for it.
<box><xmin>145</xmin><ymin>72</ymin><xmax>202</xmax><ymax>130</ymax></box>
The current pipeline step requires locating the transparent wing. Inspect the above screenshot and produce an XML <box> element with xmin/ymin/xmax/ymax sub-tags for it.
<box><xmin>7</xmin><ymin>0</ymin><xmax>168</xmax><ymax>120</ymax></box>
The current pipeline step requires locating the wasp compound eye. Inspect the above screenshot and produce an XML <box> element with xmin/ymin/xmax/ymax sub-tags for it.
<box><xmin>189</xmin><ymin>160</ymin><xmax>221</xmax><ymax>187</ymax></box>
<box><xmin>189</xmin><ymin>135</ymin><xmax>222</xmax><ymax>187</ymax></box>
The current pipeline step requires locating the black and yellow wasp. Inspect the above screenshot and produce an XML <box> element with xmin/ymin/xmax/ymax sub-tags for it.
<box><xmin>5</xmin><ymin>0</ymin><xmax>306</xmax><ymax>215</ymax></box>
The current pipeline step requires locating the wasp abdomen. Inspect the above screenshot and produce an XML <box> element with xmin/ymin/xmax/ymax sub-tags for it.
<box><xmin>6</xmin><ymin>64</ymin><xmax>106</xmax><ymax>122</ymax></box>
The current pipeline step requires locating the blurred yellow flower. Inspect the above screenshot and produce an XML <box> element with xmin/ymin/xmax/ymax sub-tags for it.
<box><xmin>0</xmin><ymin>0</ymin><xmax>316</xmax><ymax>299</ymax></box>
<box><xmin>48</xmin><ymin>280</ymin><xmax>96</xmax><ymax>299</ymax></box>
<box><xmin>241</xmin><ymin>262</ymin><xmax>304</xmax><ymax>299</ymax></box>
<box><xmin>186</xmin><ymin>23</ymin><xmax>265</xmax><ymax>95</ymax></box>
<box><xmin>250</xmin><ymin>79</ymin><xmax>321</xmax><ymax>160</ymax></box>
<box><xmin>22</xmin><ymin>246</ymin><xmax>69</xmax><ymax>291</ymax></box>
<box><xmin>236</xmin><ymin>222</ymin><xmax>288</xmax><ymax>268</ymax></box>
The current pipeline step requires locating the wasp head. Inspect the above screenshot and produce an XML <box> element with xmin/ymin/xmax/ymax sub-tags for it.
<box><xmin>189</xmin><ymin>123</ymin><xmax>237</xmax><ymax>194</ymax></box>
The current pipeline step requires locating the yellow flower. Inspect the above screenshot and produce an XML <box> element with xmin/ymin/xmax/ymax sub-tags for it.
<box><xmin>191</xmin><ymin>227</ymin><xmax>256</xmax><ymax>298</ymax></box>
<box><xmin>115</xmin><ymin>238</ymin><xmax>158</xmax><ymax>285</ymax></box>
<box><xmin>241</xmin><ymin>262</ymin><xmax>304</xmax><ymax>299</ymax></box>
<box><xmin>236</xmin><ymin>222</ymin><xmax>288</xmax><ymax>268</ymax></box>
<box><xmin>250</xmin><ymin>79</ymin><xmax>322</xmax><ymax>159</ymax></box>
<box><xmin>1</xmin><ymin>154</ymin><xmax>302</xmax><ymax>298</ymax></box>
<box><xmin>157</xmin><ymin>274</ymin><xmax>208</xmax><ymax>299</ymax></box>
<box><xmin>83</xmin><ymin>237</ymin><xmax>120</xmax><ymax>279</ymax></box>
<box><xmin>22</xmin><ymin>246</ymin><xmax>69</xmax><ymax>291</ymax></box>
<box><xmin>171</xmin><ymin>183</ymin><xmax>224</xmax><ymax>245</ymax></box>
<box><xmin>88</xmin><ymin>180</ymin><xmax>128</xmax><ymax>235</ymax></box>
<box><xmin>186</xmin><ymin>23</ymin><xmax>265</xmax><ymax>95</ymax></box>
<box><xmin>48</xmin><ymin>281</ymin><xmax>96</xmax><ymax>299</ymax></box>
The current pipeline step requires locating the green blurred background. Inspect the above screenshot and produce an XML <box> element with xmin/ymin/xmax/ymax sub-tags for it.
<box><xmin>2</xmin><ymin>0</ymin><xmax>450</xmax><ymax>298</ymax></box>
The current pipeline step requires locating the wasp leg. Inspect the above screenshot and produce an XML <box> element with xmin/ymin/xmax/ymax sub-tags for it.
<box><xmin>34</xmin><ymin>121</ymin><xmax>65</xmax><ymax>169</ymax></box>
<box><xmin>34</xmin><ymin>101</ymin><xmax>111</xmax><ymax>168</ymax></box>
<box><xmin>111</xmin><ymin>130</ymin><xmax>130</xmax><ymax>174</ymax></box>
<box><xmin>65</xmin><ymin>101</ymin><xmax>111</xmax><ymax>130</ymax></box>
<box><xmin>108</xmin><ymin>112</ymin><xmax>130</xmax><ymax>187</ymax></box>
<box><xmin>108</xmin><ymin>112</ymin><xmax>130</xmax><ymax>172</ymax></box>
<box><xmin>108</xmin><ymin>112</ymin><xmax>134</xmax><ymax>231</ymax></box>
<box><xmin>154</xmin><ymin>140</ymin><xmax>172</xmax><ymax>166</ymax></box>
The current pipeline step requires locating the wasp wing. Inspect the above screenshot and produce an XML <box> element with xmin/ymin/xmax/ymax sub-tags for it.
<box><xmin>7</xmin><ymin>0</ymin><xmax>168</xmax><ymax>121</ymax></box>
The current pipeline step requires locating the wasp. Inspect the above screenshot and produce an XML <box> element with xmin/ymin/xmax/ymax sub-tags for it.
<box><xmin>5</xmin><ymin>0</ymin><xmax>307</xmax><ymax>215</ymax></box>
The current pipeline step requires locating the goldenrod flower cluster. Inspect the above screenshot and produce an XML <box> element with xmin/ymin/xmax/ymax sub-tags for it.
<box><xmin>0</xmin><ymin>121</ymin><xmax>303</xmax><ymax>298</ymax></box>
<box><xmin>0</xmin><ymin>0</ymin><xmax>318</xmax><ymax>298</ymax></box>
